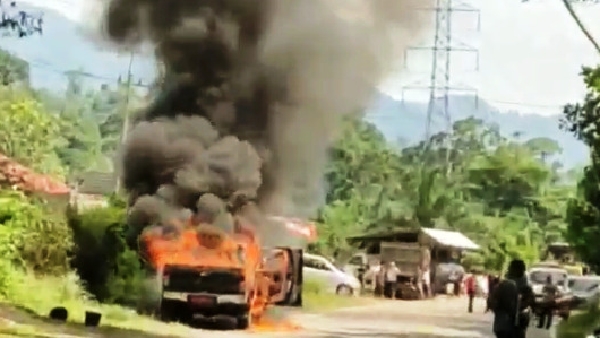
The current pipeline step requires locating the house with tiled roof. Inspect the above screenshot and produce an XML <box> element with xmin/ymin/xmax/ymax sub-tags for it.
<box><xmin>0</xmin><ymin>153</ymin><xmax>70</xmax><ymax>195</ymax></box>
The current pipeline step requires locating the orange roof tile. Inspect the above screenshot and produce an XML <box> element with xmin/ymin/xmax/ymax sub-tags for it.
<box><xmin>0</xmin><ymin>154</ymin><xmax>70</xmax><ymax>195</ymax></box>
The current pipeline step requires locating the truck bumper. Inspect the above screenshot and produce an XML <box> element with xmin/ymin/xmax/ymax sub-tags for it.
<box><xmin>161</xmin><ymin>292</ymin><xmax>250</xmax><ymax>317</ymax></box>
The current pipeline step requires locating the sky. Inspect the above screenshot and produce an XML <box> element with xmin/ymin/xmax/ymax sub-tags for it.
<box><xmin>381</xmin><ymin>0</ymin><xmax>600</xmax><ymax>115</ymax></box>
<box><xmin>18</xmin><ymin>0</ymin><xmax>600</xmax><ymax>116</ymax></box>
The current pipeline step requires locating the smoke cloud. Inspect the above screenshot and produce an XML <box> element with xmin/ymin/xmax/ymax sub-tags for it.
<box><xmin>100</xmin><ymin>0</ymin><xmax>432</xmax><ymax>242</ymax></box>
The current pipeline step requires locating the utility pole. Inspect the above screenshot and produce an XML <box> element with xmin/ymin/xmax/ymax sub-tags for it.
<box><xmin>402</xmin><ymin>0</ymin><xmax>480</xmax><ymax>142</ymax></box>
<box><xmin>114</xmin><ymin>51</ymin><xmax>134</xmax><ymax>193</ymax></box>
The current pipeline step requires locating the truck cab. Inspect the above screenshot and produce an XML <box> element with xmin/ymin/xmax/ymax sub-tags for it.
<box><xmin>147</xmin><ymin>217</ymin><xmax>307</xmax><ymax>329</ymax></box>
<box><xmin>159</xmin><ymin>247</ymin><xmax>303</xmax><ymax>328</ymax></box>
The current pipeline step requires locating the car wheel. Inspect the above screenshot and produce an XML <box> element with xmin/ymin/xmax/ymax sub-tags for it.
<box><xmin>336</xmin><ymin>285</ymin><xmax>353</xmax><ymax>296</ymax></box>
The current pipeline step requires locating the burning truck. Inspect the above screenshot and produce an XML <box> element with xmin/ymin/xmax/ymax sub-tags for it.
<box><xmin>137</xmin><ymin>206</ymin><xmax>316</xmax><ymax>328</ymax></box>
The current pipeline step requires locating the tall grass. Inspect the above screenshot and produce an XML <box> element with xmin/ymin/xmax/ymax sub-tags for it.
<box><xmin>0</xmin><ymin>263</ymin><xmax>189</xmax><ymax>335</ymax></box>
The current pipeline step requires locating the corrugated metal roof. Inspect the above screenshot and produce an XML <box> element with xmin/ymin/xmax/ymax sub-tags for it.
<box><xmin>421</xmin><ymin>228</ymin><xmax>480</xmax><ymax>250</ymax></box>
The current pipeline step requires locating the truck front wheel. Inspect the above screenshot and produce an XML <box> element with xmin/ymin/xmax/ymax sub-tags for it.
<box><xmin>237</xmin><ymin>313</ymin><xmax>250</xmax><ymax>330</ymax></box>
<box><xmin>160</xmin><ymin>300</ymin><xmax>185</xmax><ymax>323</ymax></box>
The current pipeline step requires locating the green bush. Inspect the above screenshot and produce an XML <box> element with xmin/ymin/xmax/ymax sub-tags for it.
<box><xmin>0</xmin><ymin>190</ymin><xmax>72</xmax><ymax>274</ymax></box>
<box><xmin>68</xmin><ymin>206</ymin><xmax>145</xmax><ymax>306</ymax></box>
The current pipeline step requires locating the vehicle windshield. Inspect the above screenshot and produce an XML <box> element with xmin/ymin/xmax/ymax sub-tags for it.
<box><xmin>529</xmin><ymin>270</ymin><xmax>567</xmax><ymax>285</ymax></box>
<box><xmin>568</xmin><ymin>278</ymin><xmax>600</xmax><ymax>292</ymax></box>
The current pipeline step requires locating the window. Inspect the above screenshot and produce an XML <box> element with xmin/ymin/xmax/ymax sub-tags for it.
<box><xmin>303</xmin><ymin>257</ymin><xmax>332</xmax><ymax>271</ymax></box>
<box><xmin>348</xmin><ymin>255</ymin><xmax>364</xmax><ymax>266</ymax></box>
<box><xmin>366</xmin><ymin>243</ymin><xmax>380</xmax><ymax>255</ymax></box>
<box><xmin>568</xmin><ymin>278</ymin><xmax>600</xmax><ymax>292</ymax></box>
<box><xmin>529</xmin><ymin>270</ymin><xmax>567</xmax><ymax>285</ymax></box>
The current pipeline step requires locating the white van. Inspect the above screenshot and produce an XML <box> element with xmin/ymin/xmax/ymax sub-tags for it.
<box><xmin>303</xmin><ymin>253</ymin><xmax>361</xmax><ymax>296</ymax></box>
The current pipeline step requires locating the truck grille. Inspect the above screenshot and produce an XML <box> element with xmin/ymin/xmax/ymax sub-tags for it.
<box><xmin>163</xmin><ymin>266</ymin><xmax>243</xmax><ymax>294</ymax></box>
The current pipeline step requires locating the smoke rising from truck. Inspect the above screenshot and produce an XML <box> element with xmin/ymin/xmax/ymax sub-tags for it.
<box><xmin>100</xmin><ymin>0</ymin><xmax>432</xmax><ymax>241</ymax></box>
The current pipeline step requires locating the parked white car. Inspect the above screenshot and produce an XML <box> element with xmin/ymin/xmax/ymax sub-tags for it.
<box><xmin>303</xmin><ymin>253</ymin><xmax>361</xmax><ymax>296</ymax></box>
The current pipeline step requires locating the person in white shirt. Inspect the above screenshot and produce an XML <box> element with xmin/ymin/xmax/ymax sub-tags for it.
<box><xmin>420</xmin><ymin>266</ymin><xmax>431</xmax><ymax>298</ymax></box>
<box><xmin>384</xmin><ymin>261</ymin><xmax>399</xmax><ymax>298</ymax></box>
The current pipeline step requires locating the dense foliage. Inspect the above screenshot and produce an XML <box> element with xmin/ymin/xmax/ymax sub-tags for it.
<box><xmin>561</xmin><ymin>65</ymin><xmax>600</xmax><ymax>272</ymax></box>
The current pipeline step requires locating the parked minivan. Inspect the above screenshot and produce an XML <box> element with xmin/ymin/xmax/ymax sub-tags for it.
<box><xmin>303</xmin><ymin>253</ymin><xmax>361</xmax><ymax>296</ymax></box>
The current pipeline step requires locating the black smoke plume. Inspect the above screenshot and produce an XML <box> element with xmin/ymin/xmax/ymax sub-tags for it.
<box><xmin>98</xmin><ymin>0</ymin><xmax>433</xmax><ymax>242</ymax></box>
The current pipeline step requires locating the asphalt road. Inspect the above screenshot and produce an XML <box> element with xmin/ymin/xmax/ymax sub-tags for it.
<box><xmin>0</xmin><ymin>296</ymin><xmax>554</xmax><ymax>338</ymax></box>
<box><xmin>271</xmin><ymin>296</ymin><xmax>554</xmax><ymax>338</ymax></box>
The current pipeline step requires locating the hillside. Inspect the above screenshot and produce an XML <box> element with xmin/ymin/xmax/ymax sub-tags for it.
<box><xmin>1</xmin><ymin>5</ymin><xmax>588</xmax><ymax>168</ymax></box>
<box><xmin>366</xmin><ymin>93</ymin><xmax>588</xmax><ymax>167</ymax></box>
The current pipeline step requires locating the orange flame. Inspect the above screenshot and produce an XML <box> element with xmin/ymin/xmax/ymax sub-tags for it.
<box><xmin>142</xmin><ymin>223</ymin><xmax>254</xmax><ymax>270</ymax></box>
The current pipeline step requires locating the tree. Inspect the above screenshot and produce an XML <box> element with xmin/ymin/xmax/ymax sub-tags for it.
<box><xmin>0</xmin><ymin>49</ymin><xmax>29</xmax><ymax>86</ymax></box>
<box><xmin>45</xmin><ymin>72</ymin><xmax>142</xmax><ymax>175</ymax></box>
<box><xmin>319</xmin><ymin>114</ymin><xmax>570</xmax><ymax>271</ymax></box>
<box><xmin>561</xmin><ymin>65</ymin><xmax>600</xmax><ymax>271</ymax></box>
<box><xmin>0</xmin><ymin>86</ymin><xmax>66</xmax><ymax>176</ymax></box>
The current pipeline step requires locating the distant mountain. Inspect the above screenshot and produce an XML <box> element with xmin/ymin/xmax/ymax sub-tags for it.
<box><xmin>365</xmin><ymin>92</ymin><xmax>588</xmax><ymax>168</ymax></box>
<box><xmin>1</xmin><ymin>6</ymin><xmax>588</xmax><ymax>168</ymax></box>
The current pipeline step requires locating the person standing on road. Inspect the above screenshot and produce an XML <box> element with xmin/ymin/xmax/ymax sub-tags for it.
<box><xmin>489</xmin><ymin>259</ymin><xmax>534</xmax><ymax>338</ymax></box>
<box><xmin>465</xmin><ymin>273</ymin><xmax>476</xmax><ymax>313</ymax></box>
<box><xmin>454</xmin><ymin>273</ymin><xmax>463</xmax><ymax>296</ymax></box>
<box><xmin>375</xmin><ymin>261</ymin><xmax>386</xmax><ymax>297</ymax></box>
<box><xmin>538</xmin><ymin>275</ymin><xmax>557</xmax><ymax>329</ymax></box>
<box><xmin>486</xmin><ymin>275</ymin><xmax>500</xmax><ymax>313</ymax></box>
<box><xmin>384</xmin><ymin>261</ymin><xmax>399</xmax><ymax>299</ymax></box>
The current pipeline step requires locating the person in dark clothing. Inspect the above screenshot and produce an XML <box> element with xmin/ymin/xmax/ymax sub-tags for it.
<box><xmin>538</xmin><ymin>275</ymin><xmax>557</xmax><ymax>329</ymax></box>
<box><xmin>465</xmin><ymin>274</ymin><xmax>476</xmax><ymax>313</ymax></box>
<box><xmin>453</xmin><ymin>274</ymin><xmax>463</xmax><ymax>296</ymax></box>
<box><xmin>486</xmin><ymin>276</ymin><xmax>500</xmax><ymax>313</ymax></box>
<box><xmin>489</xmin><ymin>259</ymin><xmax>534</xmax><ymax>338</ymax></box>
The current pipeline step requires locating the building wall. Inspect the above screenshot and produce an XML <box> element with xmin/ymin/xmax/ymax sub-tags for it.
<box><xmin>70</xmin><ymin>192</ymin><xmax>108</xmax><ymax>211</ymax></box>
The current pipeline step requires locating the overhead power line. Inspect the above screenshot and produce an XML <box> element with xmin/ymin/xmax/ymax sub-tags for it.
<box><xmin>26</xmin><ymin>59</ymin><xmax>151</xmax><ymax>88</ymax></box>
<box><xmin>560</xmin><ymin>0</ymin><xmax>600</xmax><ymax>55</ymax></box>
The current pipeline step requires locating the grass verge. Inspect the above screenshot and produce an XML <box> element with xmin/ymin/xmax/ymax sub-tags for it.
<box><xmin>556</xmin><ymin>299</ymin><xmax>600</xmax><ymax>338</ymax></box>
<box><xmin>0</xmin><ymin>265</ymin><xmax>189</xmax><ymax>337</ymax></box>
<box><xmin>302</xmin><ymin>278</ymin><xmax>374</xmax><ymax>313</ymax></box>
<box><xmin>0</xmin><ymin>270</ymin><xmax>370</xmax><ymax>336</ymax></box>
